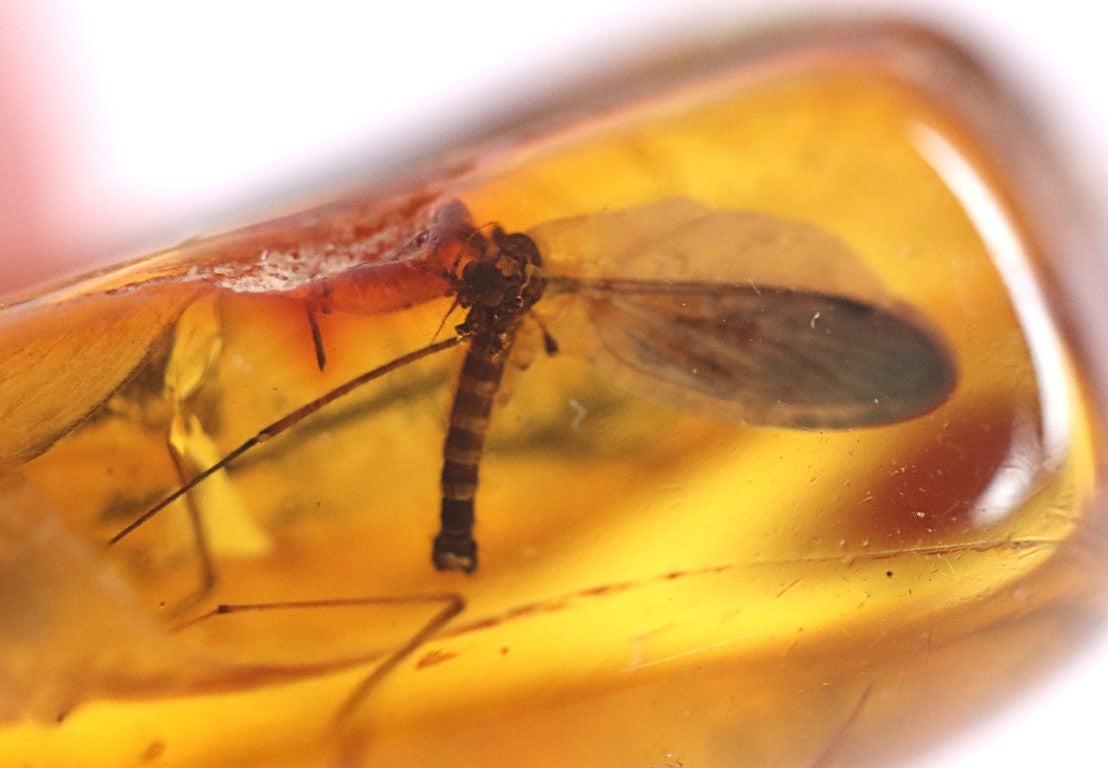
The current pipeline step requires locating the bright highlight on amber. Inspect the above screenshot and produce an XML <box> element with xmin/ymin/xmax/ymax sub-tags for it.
<box><xmin>0</xmin><ymin>24</ymin><xmax>1102</xmax><ymax>768</ymax></box>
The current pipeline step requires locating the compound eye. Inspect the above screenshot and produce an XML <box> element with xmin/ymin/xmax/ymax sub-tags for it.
<box><xmin>459</xmin><ymin>261</ymin><xmax>507</xmax><ymax>304</ymax></box>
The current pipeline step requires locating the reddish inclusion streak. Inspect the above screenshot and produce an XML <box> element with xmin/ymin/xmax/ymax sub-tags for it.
<box><xmin>280</xmin><ymin>200</ymin><xmax>475</xmax><ymax>317</ymax></box>
<box><xmin>284</xmin><ymin>257</ymin><xmax>453</xmax><ymax>317</ymax></box>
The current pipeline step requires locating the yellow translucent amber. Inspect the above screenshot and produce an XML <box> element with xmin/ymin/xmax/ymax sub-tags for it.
<box><xmin>0</xmin><ymin>24</ymin><xmax>1103</xmax><ymax>768</ymax></box>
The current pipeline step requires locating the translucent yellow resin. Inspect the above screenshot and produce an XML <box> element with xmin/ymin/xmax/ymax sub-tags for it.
<box><xmin>0</xmin><ymin>26</ymin><xmax>1101</xmax><ymax>768</ymax></box>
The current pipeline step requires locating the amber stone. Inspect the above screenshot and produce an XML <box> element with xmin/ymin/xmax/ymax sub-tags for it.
<box><xmin>0</xmin><ymin>23</ymin><xmax>1103</xmax><ymax>768</ymax></box>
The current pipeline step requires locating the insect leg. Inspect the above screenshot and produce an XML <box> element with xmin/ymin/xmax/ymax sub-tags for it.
<box><xmin>170</xmin><ymin>592</ymin><xmax>465</xmax><ymax>761</ymax></box>
<box><xmin>332</xmin><ymin>592</ymin><xmax>465</xmax><ymax>722</ymax></box>
<box><xmin>528</xmin><ymin>311</ymin><xmax>560</xmax><ymax>356</ymax></box>
<box><xmin>110</xmin><ymin>336</ymin><xmax>464</xmax><ymax>545</ymax></box>
<box><xmin>306</xmin><ymin>306</ymin><xmax>328</xmax><ymax>371</ymax></box>
<box><xmin>330</xmin><ymin>591</ymin><xmax>466</xmax><ymax>766</ymax></box>
<box><xmin>166</xmin><ymin>442</ymin><xmax>219</xmax><ymax>610</ymax></box>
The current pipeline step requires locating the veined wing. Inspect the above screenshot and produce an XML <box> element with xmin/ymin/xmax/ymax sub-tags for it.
<box><xmin>548</xmin><ymin>276</ymin><xmax>956</xmax><ymax>429</ymax></box>
<box><xmin>525</xmin><ymin>198</ymin><xmax>890</xmax><ymax>304</ymax></box>
<box><xmin>529</xmin><ymin>198</ymin><xmax>956</xmax><ymax>428</ymax></box>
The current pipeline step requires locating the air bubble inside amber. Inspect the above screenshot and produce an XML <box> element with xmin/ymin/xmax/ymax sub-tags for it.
<box><xmin>0</xmin><ymin>25</ymin><xmax>1103</xmax><ymax>768</ymax></box>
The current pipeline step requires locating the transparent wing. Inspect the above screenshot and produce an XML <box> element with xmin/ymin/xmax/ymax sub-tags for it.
<box><xmin>563</xmin><ymin>278</ymin><xmax>955</xmax><ymax>428</ymax></box>
<box><xmin>529</xmin><ymin>198</ymin><xmax>955</xmax><ymax>428</ymax></box>
<box><xmin>527</xmin><ymin>197</ymin><xmax>890</xmax><ymax>305</ymax></box>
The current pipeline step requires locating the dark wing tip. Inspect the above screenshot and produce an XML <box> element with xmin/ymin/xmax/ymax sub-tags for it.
<box><xmin>583</xmin><ymin>281</ymin><xmax>958</xmax><ymax>429</ymax></box>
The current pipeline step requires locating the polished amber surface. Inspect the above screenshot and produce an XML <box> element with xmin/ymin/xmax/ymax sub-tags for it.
<box><xmin>0</xmin><ymin>25</ymin><xmax>1103</xmax><ymax>768</ymax></box>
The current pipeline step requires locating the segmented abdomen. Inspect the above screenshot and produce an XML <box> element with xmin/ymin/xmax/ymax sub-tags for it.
<box><xmin>433</xmin><ymin>340</ymin><xmax>508</xmax><ymax>572</ymax></box>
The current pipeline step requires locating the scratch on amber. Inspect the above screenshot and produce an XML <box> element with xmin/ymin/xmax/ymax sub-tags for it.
<box><xmin>806</xmin><ymin>683</ymin><xmax>875</xmax><ymax>768</ymax></box>
<box><xmin>749</xmin><ymin>536</ymin><xmax>1061</xmax><ymax>566</ymax></box>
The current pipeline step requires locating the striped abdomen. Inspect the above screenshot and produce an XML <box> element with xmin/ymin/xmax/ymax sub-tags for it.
<box><xmin>433</xmin><ymin>339</ymin><xmax>510</xmax><ymax>572</ymax></box>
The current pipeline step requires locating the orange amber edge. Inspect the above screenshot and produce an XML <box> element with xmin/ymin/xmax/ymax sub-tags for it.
<box><xmin>0</xmin><ymin>21</ymin><xmax>1104</xmax><ymax>768</ymax></box>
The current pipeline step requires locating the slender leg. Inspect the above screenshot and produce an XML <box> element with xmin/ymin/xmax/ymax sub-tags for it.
<box><xmin>306</xmin><ymin>306</ymin><xmax>328</xmax><ymax>371</ymax></box>
<box><xmin>165</xmin><ymin>442</ymin><xmax>219</xmax><ymax>612</ymax></box>
<box><xmin>331</xmin><ymin>591</ymin><xmax>466</xmax><ymax>766</ymax></box>
<box><xmin>171</xmin><ymin>591</ymin><xmax>465</xmax><ymax>765</ymax></box>
<box><xmin>111</xmin><ymin>336</ymin><xmax>463</xmax><ymax>545</ymax></box>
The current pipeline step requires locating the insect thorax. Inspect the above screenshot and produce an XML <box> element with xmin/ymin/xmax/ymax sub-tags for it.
<box><xmin>452</xmin><ymin>225</ymin><xmax>546</xmax><ymax>351</ymax></box>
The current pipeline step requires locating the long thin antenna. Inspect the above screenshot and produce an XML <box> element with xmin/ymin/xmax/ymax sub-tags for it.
<box><xmin>110</xmin><ymin>335</ymin><xmax>464</xmax><ymax>545</ymax></box>
<box><xmin>431</xmin><ymin>296</ymin><xmax>462</xmax><ymax>343</ymax></box>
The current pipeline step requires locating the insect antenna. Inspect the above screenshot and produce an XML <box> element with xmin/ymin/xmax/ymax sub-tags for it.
<box><xmin>430</xmin><ymin>295</ymin><xmax>463</xmax><ymax>344</ymax></box>
<box><xmin>422</xmin><ymin>219</ymin><xmax>496</xmax><ymax>344</ymax></box>
<box><xmin>109</xmin><ymin>335</ymin><xmax>464</xmax><ymax>545</ymax></box>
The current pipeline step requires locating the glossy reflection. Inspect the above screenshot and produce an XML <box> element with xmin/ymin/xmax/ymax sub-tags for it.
<box><xmin>0</xmin><ymin>24</ymin><xmax>1103</xmax><ymax>768</ymax></box>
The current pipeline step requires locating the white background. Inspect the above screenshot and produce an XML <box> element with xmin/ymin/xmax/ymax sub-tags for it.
<box><xmin>1</xmin><ymin>2</ymin><xmax>1105</xmax><ymax>766</ymax></box>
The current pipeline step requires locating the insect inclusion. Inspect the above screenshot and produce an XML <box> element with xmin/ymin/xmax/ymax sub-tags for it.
<box><xmin>111</xmin><ymin>198</ymin><xmax>958</xmax><ymax>574</ymax></box>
